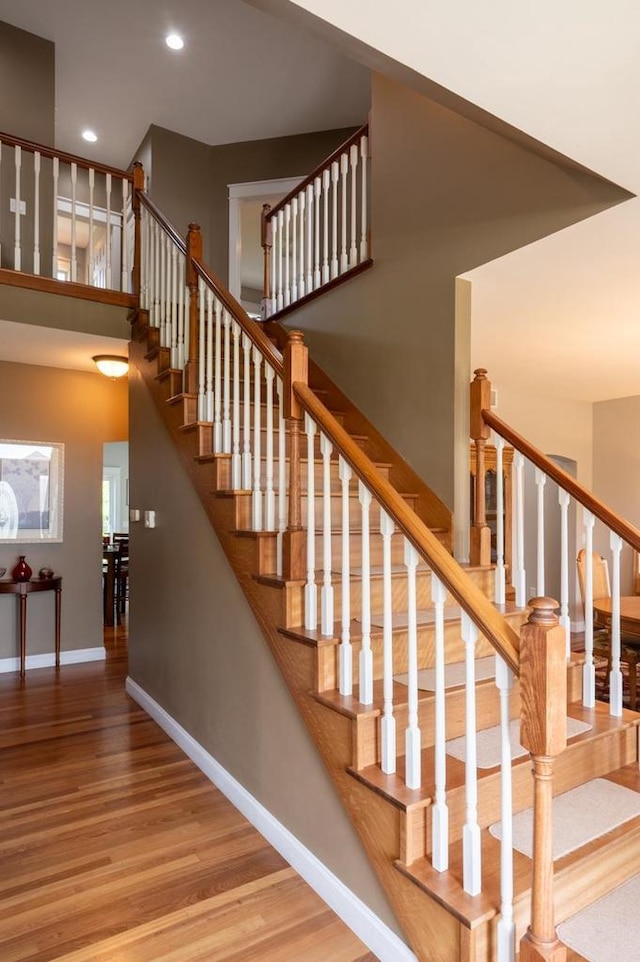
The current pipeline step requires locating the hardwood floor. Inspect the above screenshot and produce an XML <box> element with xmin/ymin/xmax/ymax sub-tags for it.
<box><xmin>0</xmin><ymin>623</ymin><xmax>379</xmax><ymax>961</ymax></box>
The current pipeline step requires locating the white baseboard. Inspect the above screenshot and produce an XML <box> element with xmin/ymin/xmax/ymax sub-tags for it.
<box><xmin>0</xmin><ymin>646</ymin><xmax>106</xmax><ymax>674</ymax></box>
<box><xmin>126</xmin><ymin>677</ymin><xmax>417</xmax><ymax>962</ymax></box>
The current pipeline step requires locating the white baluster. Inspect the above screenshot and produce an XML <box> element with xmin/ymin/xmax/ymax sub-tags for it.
<box><xmin>349</xmin><ymin>143</ymin><xmax>359</xmax><ymax>267</ymax></box>
<box><xmin>13</xmin><ymin>145</ymin><xmax>21</xmax><ymax>270</ymax></box>
<box><xmin>121</xmin><ymin>179</ymin><xmax>130</xmax><ymax>292</ymax></box>
<box><xmin>213</xmin><ymin>297</ymin><xmax>222</xmax><ymax>450</ymax></box>
<box><xmin>103</xmin><ymin>172</ymin><xmax>111</xmax><ymax>286</ymax></box>
<box><xmin>32</xmin><ymin>151</ymin><xmax>41</xmax><ymax>275</ymax></box>
<box><xmin>496</xmin><ymin>655</ymin><xmax>516</xmax><ymax>962</ymax></box>
<box><xmin>380</xmin><ymin>509</ymin><xmax>396</xmax><ymax>774</ymax></box>
<box><xmin>153</xmin><ymin>218</ymin><xmax>160</xmax><ymax>329</ymax></box>
<box><xmin>270</xmin><ymin>213</ymin><xmax>278</xmax><ymax>315</ymax></box>
<box><xmin>177</xmin><ymin>256</ymin><xmax>186</xmax><ymax>370</ymax></box>
<box><xmin>583</xmin><ymin>509</ymin><xmax>596</xmax><ymax>708</ymax></box>
<box><xmin>231</xmin><ymin>320</ymin><xmax>242</xmax><ymax>490</ymax></box>
<box><xmin>558</xmin><ymin>489</ymin><xmax>571</xmax><ymax>659</ymax></box>
<box><xmin>52</xmin><ymin>156</ymin><xmax>59</xmax><ymax>277</ymax></box>
<box><xmin>223</xmin><ymin>310</ymin><xmax>231</xmax><ymax>453</ymax></box>
<box><xmin>276</xmin><ymin>209</ymin><xmax>284</xmax><ymax>311</ymax></box>
<box><xmin>160</xmin><ymin>235</ymin><xmax>168</xmax><ymax>344</ymax></box>
<box><xmin>0</xmin><ymin>142</ymin><xmax>2</xmax><ymax>264</ymax></box>
<box><xmin>610</xmin><ymin>531</ymin><xmax>623</xmax><ymax>717</ymax></box>
<box><xmin>313</xmin><ymin>177</ymin><xmax>322</xmax><ymax>288</ymax></box>
<box><xmin>242</xmin><ymin>333</ymin><xmax>252</xmax><ymax>489</ymax></box>
<box><xmin>88</xmin><ymin>168</ymin><xmax>95</xmax><ymax>285</ymax></box>
<box><xmin>431</xmin><ymin>573</ymin><xmax>449</xmax><ymax>872</ymax></box>
<box><xmin>339</xmin><ymin>152</ymin><xmax>349</xmax><ymax>273</ymax></box>
<box><xmin>298</xmin><ymin>191</ymin><xmax>305</xmax><ymax>298</ymax></box>
<box><xmin>535</xmin><ymin>467</ymin><xmax>546</xmax><ymax>596</ymax></box>
<box><xmin>181</xmin><ymin>274</ymin><xmax>189</xmax><ymax>372</ymax></box>
<box><xmin>291</xmin><ymin>198</ymin><xmax>298</xmax><ymax>304</ymax></box>
<box><xmin>70</xmin><ymin>161</ymin><xmax>78</xmax><ymax>281</ymax></box>
<box><xmin>360</xmin><ymin>133</ymin><xmax>368</xmax><ymax>261</ymax></box>
<box><xmin>358</xmin><ymin>482</ymin><xmax>373</xmax><ymax>705</ymax></box>
<box><xmin>321</xmin><ymin>170</ymin><xmax>330</xmax><ymax>284</ymax></box>
<box><xmin>139</xmin><ymin>206</ymin><xmax>147</xmax><ymax>308</ymax></box>
<box><xmin>276</xmin><ymin>377</ymin><xmax>286</xmax><ymax>577</ymax></box>
<box><xmin>338</xmin><ymin>456</ymin><xmax>353</xmax><ymax>696</ymax></box>
<box><xmin>170</xmin><ymin>244</ymin><xmax>178</xmax><ymax>367</ymax></box>
<box><xmin>330</xmin><ymin>160</ymin><xmax>339</xmax><ymax>279</ymax></box>
<box><xmin>197</xmin><ymin>277</ymin><xmax>206</xmax><ymax>422</ymax></box>
<box><xmin>320</xmin><ymin>433</ymin><xmax>334</xmax><ymax>636</ymax></box>
<box><xmin>513</xmin><ymin>451</ymin><xmax>526</xmax><ymax>606</ymax></box>
<box><xmin>205</xmin><ymin>289</ymin><xmax>214</xmax><ymax>423</ymax></box>
<box><xmin>265</xmin><ymin>364</ymin><xmax>276</xmax><ymax>530</ymax></box>
<box><xmin>461</xmin><ymin>612</ymin><xmax>481</xmax><ymax>896</ymax></box>
<box><xmin>309</xmin><ymin>181</ymin><xmax>317</xmax><ymax>291</ymax></box>
<box><xmin>304</xmin><ymin>413</ymin><xmax>318</xmax><ymax>631</ymax></box>
<box><xmin>404</xmin><ymin>539</ymin><xmax>421</xmax><ymax>789</ymax></box>
<box><xmin>252</xmin><ymin>347</ymin><xmax>263</xmax><ymax>531</ymax></box>
<box><xmin>495</xmin><ymin>436</ymin><xmax>506</xmax><ymax>605</ymax></box>
<box><xmin>284</xmin><ymin>204</ymin><xmax>291</xmax><ymax>308</ymax></box>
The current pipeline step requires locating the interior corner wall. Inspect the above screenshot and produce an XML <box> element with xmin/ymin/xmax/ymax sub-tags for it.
<box><xmin>593</xmin><ymin>394</ymin><xmax>640</xmax><ymax>593</ymax></box>
<box><xmin>0</xmin><ymin>361</ymin><xmax>127</xmax><ymax>660</ymax></box>
<box><xmin>127</xmin><ymin>363</ymin><xmax>402</xmax><ymax>937</ymax></box>
<box><xmin>142</xmin><ymin>124</ymin><xmax>360</xmax><ymax>281</ymax></box>
<box><xmin>0</xmin><ymin>21</ymin><xmax>54</xmax><ymax>144</ymax></box>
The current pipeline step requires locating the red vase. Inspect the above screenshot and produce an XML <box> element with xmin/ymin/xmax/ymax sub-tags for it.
<box><xmin>12</xmin><ymin>556</ymin><xmax>32</xmax><ymax>582</ymax></box>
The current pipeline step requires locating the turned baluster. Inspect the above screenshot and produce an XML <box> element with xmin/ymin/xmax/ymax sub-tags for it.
<box><xmin>261</xmin><ymin>203</ymin><xmax>272</xmax><ymax>320</ymax></box>
<box><xmin>282</xmin><ymin>331</ymin><xmax>308</xmax><ymax>581</ymax></box>
<box><xmin>185</xmin><ymin>223</ymin><xmax>203</xmax><ymax>396</ymax></box>
<box><xmin>131</xmin><ymin>162</ymin><xmax>144</xmax><ymax>303</ymax></box>
<box><xmin>519</xmin><ymin>597</ymin><xmax>567</xmax><ymax>962</ymax></box>
<box><xmin>470</xmin><ymin>368</ymin><xmax>492</xmax><ymax>567</ymax></box>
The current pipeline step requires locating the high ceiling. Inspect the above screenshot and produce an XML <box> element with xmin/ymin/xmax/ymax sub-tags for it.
<box><xmin>0</xmin><ymin>0</ymin><xmax>638</xmax><ymax>403</ymax></box>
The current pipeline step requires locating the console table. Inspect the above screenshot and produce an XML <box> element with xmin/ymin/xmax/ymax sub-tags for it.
<box><xmin>0</xmin><ymin>577</ymin><xmax>62</xmax><ymax>679</ymax></box>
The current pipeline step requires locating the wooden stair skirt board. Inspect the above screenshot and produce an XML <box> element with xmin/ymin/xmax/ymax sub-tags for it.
<box><xmin>133</xmin><ymin>319</ymin><xmax>640</xmax><ymax>962</ymax></box>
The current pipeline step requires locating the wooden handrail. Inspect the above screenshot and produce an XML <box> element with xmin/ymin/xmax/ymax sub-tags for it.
<box><xmin>138</xmin><ymin>193</ymin><xmax>187</xmax><ymax>256</ymax></box>
<box><xmin>294</xmin><ymin>382</ymin><xmax>521</xmax><ymax>673</ymax></box>
<box><xmin>192</xmin><ymin>258</ymin><xmax>284</xmax><ymax>378</ymax></box>
<box><xmin>265</xmin><ymin>125</ymin><xmax>368</xmax><ymax>223</ymax></box>
<box><xmin>0</xmin><ymin>129</ymin><xmax>133</xmax><ymax>181</ymax></box>
<box><xmin>483</xmin><ymin>408</ymin><xmax>640</xmax><ymax>553</ymax></box>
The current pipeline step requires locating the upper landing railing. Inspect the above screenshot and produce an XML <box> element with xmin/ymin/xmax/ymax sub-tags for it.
<box><xmin>261</xmin><ymin>125</ymin><xmax>371</xmax><ymax>318</ymax></box>
<box><xmin>0</xmin><ymin>130</ymin><xmax>139</xmax><ymax>297</ymax></box>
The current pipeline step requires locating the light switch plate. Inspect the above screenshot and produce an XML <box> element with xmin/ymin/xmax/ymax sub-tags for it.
<box><xmin>144</xmin><ymin>510</ymin><xmax>156</xmax><ymax>528</ymax></box>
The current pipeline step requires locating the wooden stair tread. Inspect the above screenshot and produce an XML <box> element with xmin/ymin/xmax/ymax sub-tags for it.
<box><xmin>396</xmin><ymin>763</ymin><xmax>640</xmax><ymax>930</ymax></box>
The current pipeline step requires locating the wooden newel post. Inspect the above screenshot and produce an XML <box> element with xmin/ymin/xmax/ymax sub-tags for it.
<box><xmin>283</xmin><ymin>330</ymin><xmax>308</xmax><ymax>581</ymax></box>
<box><xmin>131</xmin><ymin>162</ymin><xmax>145</xmax><ymax>302</ymax></box>
<box><xmin>470</xmin><ymin>368</ymin><xmax>492</xmax><ymax>567</ymax></box>
<box><xmin>185</xmin><ymin>223</ymin><xmax>203</xmax><ymax>396</ymax></box>
<box><xmin>261</xmin><ymin>204</ymin><xmax>272</xmax><ymax>321</ymax></box>
<box><xmin>519</xmin><ymin>597</ymin><xmax>567</xmax><ymax>962</ymax></box>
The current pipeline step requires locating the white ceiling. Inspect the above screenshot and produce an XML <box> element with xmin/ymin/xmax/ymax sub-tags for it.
<box><xmin>0</xmin><ymin>0</ymin><xmax>637</xmax><ymax>402</ymax></box>
<box><xmin>0</xmin><ymin>319</ymin><xmax>127</xmax><ymax>373</ymax></box>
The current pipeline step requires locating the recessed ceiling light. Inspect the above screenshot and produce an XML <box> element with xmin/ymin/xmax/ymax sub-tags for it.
<box><xmin>82</xmin><ymin>129</ymin><xmax>98</xmax><ymax>143</ymax></box>
<box><xmin>165</xmin><ymin>33</ymin><xmax>184</xmax><ymax>50</ymax></box>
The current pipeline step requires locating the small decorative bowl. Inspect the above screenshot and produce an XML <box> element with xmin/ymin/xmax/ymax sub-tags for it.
<box><xmin>38</xmin><ymin>566</ymin><xmax>54</xmax><ymax>580</ymax></box>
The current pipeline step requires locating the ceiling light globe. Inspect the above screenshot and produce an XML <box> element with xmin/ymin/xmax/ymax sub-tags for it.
<box><xmin>93</xmin><ymin>355</ymin><xmax>129</xmax><ymax>379</ymax></box>
<box><xmin>165</xmin><ymin>33</ymin><xmax>184</xmax><ymax>50</ymax></box>
<box><xmin>82</xmin><ymin>129</ymin><xmax>98</xmax><ymax>143</ymax></box>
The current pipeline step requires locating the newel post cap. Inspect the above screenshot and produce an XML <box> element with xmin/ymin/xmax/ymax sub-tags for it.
<box><xmin>527</xmin><ymin>596</ymin><xmax>560</xmax><ymax>626</ymax></box>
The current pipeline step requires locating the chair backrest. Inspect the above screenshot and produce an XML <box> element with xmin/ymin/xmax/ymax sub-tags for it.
<box><xmin>576</xmin><ymin>549</ymin><xmax>611</xmax><ymax>607</ymax></box>
<box><xmin>112</xmin><ymin>532</ymin><xmax>128</xmax><ymax>544</ymax></box>
<box><xmin>634</xmin><ymin>551</ymin><xmax>640</xmax><ymax>596</ymax></box>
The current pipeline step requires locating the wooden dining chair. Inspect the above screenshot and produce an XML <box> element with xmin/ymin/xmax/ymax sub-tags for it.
<box><xmin>633</xmin><ymin>551</ymin><xmax>640</xmax><ymax>596</ymax></box>
<box><xmin>114</xmin><ymin>541</ymin><xmax>129</xmax><ymax>624</ymax></box>
<box><xmin>577</xmin><ymin>549</ymin><xmax>639</xmax><ymax>710</ymax></box>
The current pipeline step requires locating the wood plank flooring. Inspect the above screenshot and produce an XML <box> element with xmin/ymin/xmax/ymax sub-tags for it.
<box><xmin>0</xmin><ymin>624</ymin><xmax>379</xmax><ymax>961</ymax></box>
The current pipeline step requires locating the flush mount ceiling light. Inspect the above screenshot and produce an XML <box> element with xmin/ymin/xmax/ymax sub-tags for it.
<box><xmin>165</xmin><ymin>32</ymin><xmax>184</xmax><ymax>50</ymax></box>
<box><xmin>82</xmin><ymin>129</ymin><xmax>98</xmax><ymax>143</ymax></box>
<box><xmin>93</xmin><ymin>355</ymin><xmax>129</xmax><ymax>379</ymax></box>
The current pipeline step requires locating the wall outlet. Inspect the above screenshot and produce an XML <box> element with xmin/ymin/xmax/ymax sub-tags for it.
<box><xmin>144</xmin><ymin>510</ymin><xmax>156</xmax><ymax>528</ymax></box>
<box><xmin>10</xmin><ymin>198</ymin><xmax>26</xmax><ymax>215</ymax></box>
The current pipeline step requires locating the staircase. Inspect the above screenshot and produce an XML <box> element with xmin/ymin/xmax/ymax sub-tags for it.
<box><xmin>130</xmin><ymin>230</ymin><xmax>640</xmax><ymax>962</ymax></box>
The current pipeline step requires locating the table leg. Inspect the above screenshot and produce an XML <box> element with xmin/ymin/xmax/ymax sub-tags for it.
<box><xmin>104</xmin><ymin>554</ymin><xmax>115</xmax><ymax>628</ymax></box>
<box><xmin>55</xmin><ymin>585</ymin><xmax>61</xmax><ymax>669</ymax></box>
<box><xmin>18</xmin><ymin>593</ymin><xmax>27</xmax><ymax>680</ymax></box>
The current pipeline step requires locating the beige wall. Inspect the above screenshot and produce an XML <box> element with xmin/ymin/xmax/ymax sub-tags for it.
<box><xmin>138</xmin><ymin>124</ymin><xmax>361</xmax><ymax>280</ymax></box>
<box><xmin>127</xmin><ymin>363</ymin><xmax>401</xmax><ymax>934</ymax></box>
<box><xmin>593</xmin><ymin>394</ymin><xmax>640</xmax><ymax>593</ymax></box>
<box><xmin>0</xmin><ymin>361</ymin><xmax>127</xmax><ymax>659</ymax></box>
<box><xmin>287</xmin><ymin>72</ymin><xmax>622</xmax><ymax>509</ymax></box>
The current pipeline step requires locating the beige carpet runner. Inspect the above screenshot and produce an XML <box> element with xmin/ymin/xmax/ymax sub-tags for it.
<box><xmin>446</xmin><ymin>716</ymin><xmax>592</xmax><ymax>770</ymax></box>
<box><xmin>557</xmin><ymin>873</ymin><xmax>640</xmax><ymax>962</ymax></box>
<box><xmin>394</xmin><ymin>655</ymin><xmax>496</xmax><ymax>692</ymax></box>
<box><xmin>489</xmin><ymin>778</ymin><xmax>640</xmax><ymax>860</ymax></box>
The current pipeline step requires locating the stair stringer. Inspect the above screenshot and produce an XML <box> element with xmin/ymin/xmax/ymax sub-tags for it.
<box><xmin>131</xmin><ymin>331</ymin><xmax>476</xmax><ymax>962</ymax></box>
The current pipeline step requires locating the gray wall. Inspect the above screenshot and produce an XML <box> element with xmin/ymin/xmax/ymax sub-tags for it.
<box><xmin>127</xmin><ymin>362</ymin><xmax>401</xmax><ymax>934</ymax></box>
<box><xmin>287</xmin><ymin>72</ymin><xmax>630</xmax><ymax>510</ymax></box>
<box><xmin>0</xmin><ymin>361</ymin><xmax>127</xmax><ymax>659</ymax></box>
<box><xmin>139</xmin><ymin>124</ymin><xmax>361</xmax><ymax>279</ymax></box>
